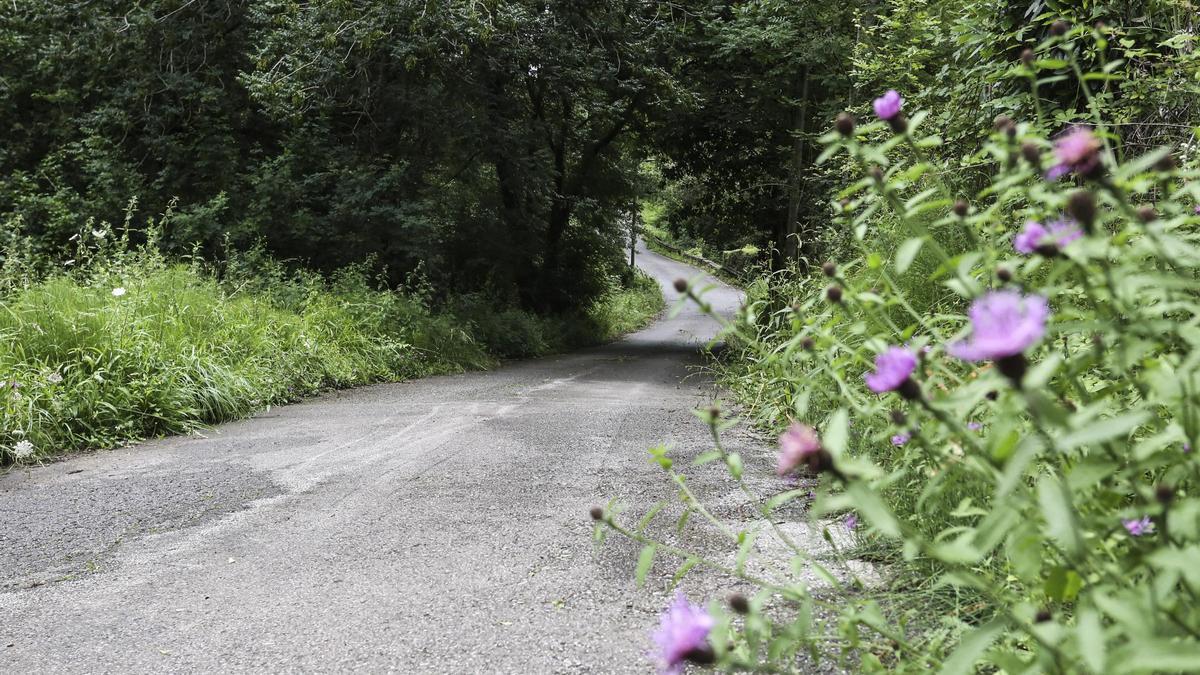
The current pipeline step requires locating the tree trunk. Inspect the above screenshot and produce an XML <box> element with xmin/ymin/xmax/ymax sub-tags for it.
<box><xmin>783</xmin><ymin>65</ymin><xmax>811</xmax><ymax>268</ymax></box>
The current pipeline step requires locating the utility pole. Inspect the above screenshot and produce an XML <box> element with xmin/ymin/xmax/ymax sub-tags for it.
<box><xmin>629</xmin><ymin>204</ymin><xmax>638</xmax><ymax>268</ymax></box>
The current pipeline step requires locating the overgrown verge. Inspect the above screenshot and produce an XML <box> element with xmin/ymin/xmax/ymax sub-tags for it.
<box><xmin>1</xmin><ymin>221</ymin><xmax>663</xmax><ymax>465</ymax></box>
<box><xmin>597</xmin><ymin>23</ymin><xmax>1200</xmax><ymax>674</ymax></box>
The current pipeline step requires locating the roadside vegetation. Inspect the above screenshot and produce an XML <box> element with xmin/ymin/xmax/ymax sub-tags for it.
<box><xmin>594</xmin><ymin>2</ymin><xmax>1200</xmax><ymax>673</ymax></box>
<box><xmin>0</xmin><ymin>208</ymin><xmax>663</xmax><ymax>463</ymax></box>
<box><xmin>6</xmin><ymin>0</ymin><xmax>1200</xmax><ymax>672</ymax></box>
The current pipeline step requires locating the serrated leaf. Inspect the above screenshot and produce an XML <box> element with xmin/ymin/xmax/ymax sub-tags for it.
<box><xmin>1038</xmin><ymin>474</ymin><xmax>1082</xmax><ymax>557</ymax></box>
<box><xmin>636</xmin><ymin>545</ymin><xmax>656</xmax><ymax>586</ymax></box>
<box><xmin>823</xmin><ymin>408</ymin><xmax>849</xmax><ymax>457</ymax></box>
<box><xmin>1078</xmin><ymin>606</ymin><xmax>1106</xmax><ymax>673</ymax></box>
<box><xmin>895</xmin><ymin>237</ymin><xmax>925</xmax><ymax>275</ymax></box>
<box><xmin>1056</xmin><ymin>411</ymin><xmax>1151</xmax><ymax>451</ymax></box>
<box><xmin>847</xmin><ymin>483</ymin><xmax>900</xmax><ymax>537</ymax></box>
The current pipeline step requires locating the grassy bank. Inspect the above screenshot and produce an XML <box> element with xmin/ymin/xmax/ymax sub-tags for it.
<box><xmin>1</xmin><ymin>241</ymin><xmax>663</xmax><ymax>465</ymax></box>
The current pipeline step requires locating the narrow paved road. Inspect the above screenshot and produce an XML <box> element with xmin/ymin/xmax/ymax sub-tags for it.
<box><xmin>1</xmin><ymin>243</ymin><xmax>754</xmax><ymax>673</ymax></box>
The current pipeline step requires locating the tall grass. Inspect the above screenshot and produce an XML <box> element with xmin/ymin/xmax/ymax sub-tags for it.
<box><xmin>1</xmin><ymin>220</ymin><xmax>663</xmax><ymax>463</ymax></box>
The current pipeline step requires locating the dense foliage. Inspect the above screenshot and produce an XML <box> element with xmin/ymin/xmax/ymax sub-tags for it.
<box><xmin>0</xmin><ymin>0</ymin><xmax>674</xmax><ymax>310</ymax></box>
<box><xmin>597</xmin><ymin>6</ymin><xmax>1200</xmax><ymax>673</ymax></box>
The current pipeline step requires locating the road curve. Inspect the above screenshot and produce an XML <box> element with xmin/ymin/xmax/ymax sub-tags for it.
<box><xmin>0</xmin><ymin>242</ymin><xmax>752</xmax><ymax>673</ymax></box>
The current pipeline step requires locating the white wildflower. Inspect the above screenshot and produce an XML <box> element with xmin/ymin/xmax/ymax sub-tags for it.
<box><xmin>112</xmin><ymin>287</ymin><xmax>127</xmax><ymax>297</ymax></box>
<box><xmin>47</xmin><ymin>372</ymin><xmax>63</xmax><ymax>384</ymax></box>
<box><xmin>12</xmin><ymin>440</ymin><xmax>33</xmax><ymax>459</ymax></box>
<box><xmin>92</xmin><ymin>229</ymin><xmax>107</xmax><ymax>239</ymax></box>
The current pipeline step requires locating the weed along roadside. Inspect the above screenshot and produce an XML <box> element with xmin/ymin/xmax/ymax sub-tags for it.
<box><xmin>4</xmin><ymin>2</ymin><xmax>1200</xmax><ymax>673</ymax></box>
<box><xmin>0</xmin><ymin>231</ymin><xmax>664</xmax><ymax>466</ymax></box>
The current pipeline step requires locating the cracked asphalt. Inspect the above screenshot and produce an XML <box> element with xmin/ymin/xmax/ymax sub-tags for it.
<box><xmin>0</xmin><ymin>242</ymin><xmax>790</xmax><ymax>673</ymax></box>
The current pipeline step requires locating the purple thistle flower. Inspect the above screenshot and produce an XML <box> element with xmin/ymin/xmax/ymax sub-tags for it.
<box><xmin>1185</xmin><ymin>442</ymin><xmax>1193</xmax><ymax>455</ymax></box>
<box><xmin>967</xmin><ymin>422</ymin><xmax>983</xmax><ymax>431</ymax></box>
<box><xmin>1194</xmin><ymin>205</ymin><xmax>1200</xmax><ymax>215</ymax></box>
<box><xmin>777</xmin><ymin>423</ymin><xmax>822</xmax><ymax>476</ymax></box>
<box><xmin>873</xmin><ymin>90</ymin><xmax>903</xmax><ymax>121</ymax></box>
<box><xmin>1015</xmin><ymin>219</ymin><xmax>1083</xmax><ymax>255</ymax></box>
<box><xmin>1122</xmin><ymin>516</ymin><xmax>1154</xmax><ymax>537</ymax></box>
<box><xmin>891</xmin><ymin>433</ymin><xmax>910</xmax><ymax>446</ymax></box>
<box><xmin>1047</xmin><ymin>126</ymin><xmax>1102</xmax><ymax>179</ymax></box>
<box><xmin>844</xmin><ymin>513</ymin><xmax>859</xmax><ymax>530</ymax></box>
<box><xmin>652</xmin><ymin>593</ymin><xmax>715</xmax><ymax>675</ymax></box>
<box><xmin>948</xmin><ymin>291</ymin><xmax>1050</xmax><ymax>362</ymax></box>
<box><xmin>865</xmin><ymin>347</ymin><xmax>918</xmax><ymax>394</ymax></box>
<box><xmin>1014</xmin><ymin>221</ymin><xmax>1048</xmax><ymax>254</ymax></box>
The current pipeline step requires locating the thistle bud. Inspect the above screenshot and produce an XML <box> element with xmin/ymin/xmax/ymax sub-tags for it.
<box><xmin>996</xmin><ymin>267</ymin><xmax>1013</xmax><ymax>283</ymax></box>
<box><xmin>996</xmin><ymin>354</ymin><xmax>1029</xmax><ymax>388</ymax></box>
<box><xmin>1050</xmin><ymin>20</ymin><xmax>1069</xmax><ymax>36</ymax></box>
<box><xmin>1156</xmin><ymin>153</ymin><xmax>1177</xmax><ymax>172</ymax></box>
<box><xmin>1021</xmin><ymin>48</ymin><xmax>1036</xmax><ymax>66</ymax></box>
<box><xmin>728</xmin><ymin>593</ymin><xmax>750</xmax><ymax>614</ymax></box>
<box><xmin>1035</xmin><ymin>243</ymin><xmax>1061</xmax><ymax>258</ymax></box>
<box><xmin>993</xmin><ymin>114</ymin><xmax>1014</xmax><ymax>132</ymax></box>
<box><xmin>1035</xmin><ymin>609</ymin><xmax>1053</xmax><ymax>623</ymax></box>
<box><xmin>1021</xmin><ymin>142</ymin><xmax>1041</xmax><ymax>166</ymax></box>
<box><xmin>589</xmin><ymin>506</ymin><xmax>604</xmax><ymax>521</ymax></box>
<box><xmin>800</xmin><ymin>336</ymin><xmax>816</xmax><ymax>351</ymax></box>
<box><xmin>896</xmin><ymin>379</ymin><xmax>923</xmax><ymax>402</ymax></box>
<box><xmin>870</xmin><ymin>166</ymin><xmax>885</xmax><ymax>183</ymax></box>
<box><xmin>1067</xmin><ymin>191</ymin><xmax>1097</xmax><ymax>232</ymax></box>
<box><xmin>673</xmin><ymin>278</ymin><xmax>688</xmax><ymax>293</ymax></box>
<box><xmin>826</xmin><ymin>285</ymin><xmax>843</xmax><ymax>303</ymax></box>
<box><xmin>1137</xmin><ymin>206</ymin><xmax>1157</xmax><ymax>223</ymax></box>
<box><xmin>890</xmin><ymin>409</ymin><xmax>907</xmax><ymax>426</ymax></box>
<box><xmin>821</xmin><ymin>261</ymin><xmax>837</xmax><ymax>277</ymax></box>
<box><xmin>835</xmin><ymin>112</ymin><xmax>856</xmax><ymax>136</ymax></box>
<box><xmin>1156</xmin><ymin>484</ymin><xmax>1176</xmax><ymax>504</ymax></box>
<box><xmin>953</xmin><ymin>200</ymin><xmax>970</xmax><ymax>218</ymax></box>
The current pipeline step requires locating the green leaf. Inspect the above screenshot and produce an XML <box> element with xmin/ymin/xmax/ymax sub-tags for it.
<box><xmin>1110</xmin><ymin>639</ymin><xmax>1200</xmax><ymax>672</ymax></box>
<box><xmin>735</xmin><ymin>530</ymin><xmax>758</xmax><ymax>573</ymax></box>
<box><xmin>1044</xmin><ymin>566</ymin><xmax>1083</xmax><ymax>602</ymax></box>
<box><xmin>725</xmin><ymin>452</ymin><xmax>743</xmax><ymax>480</ymax></box>
<box><xmin>637</xmin><ymin>501</ymin><xmax>667</xmax><ymax>533</ymax></box>
<box><xmin>823</xmin><ymin>408</ymin><xmax>849</xmax><ymax>457</ymax></box>
<box><xmin>635</xmin><ymin>545</ymin><xmax>656</xmax><ymax>586</ymax></box>
<box><xmin>1077</xmin><ymin>606</ymin><xmax>1106</xmax><ymax>674</ymax></box>
<box><xmin>765</xmin><ymin>488</ymin><xmax>808</xmax><ymax>514</ymax></box>
<box><xmin>938</xmin><ymin>619</ymin><xmax>1005</xmax><ymax>675</ymax></box>
<box><xmin>847</xmin><ymin>483</ymin><xmax>900</xmax><ymax>537</ymax></box>
<box><xmin>895</xmin><ymin>237</ymin><xmax>925</xmax><ymax>275</ymax></box>
<box><xmin>1037</xmin><ymin>473</ymin><xmax>1082</xmax><ymax>557</ymax></box>
<box><xmin>1056</xmin><ymin>410</ymin><xmax>1151</xmax><ymax>451</ymax></box>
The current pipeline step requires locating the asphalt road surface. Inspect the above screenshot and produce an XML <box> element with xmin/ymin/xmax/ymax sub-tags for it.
<box><xmin>0</xmin><ymin>242</ymin><xmax>784</xmax><ymax>673</ymax></box>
